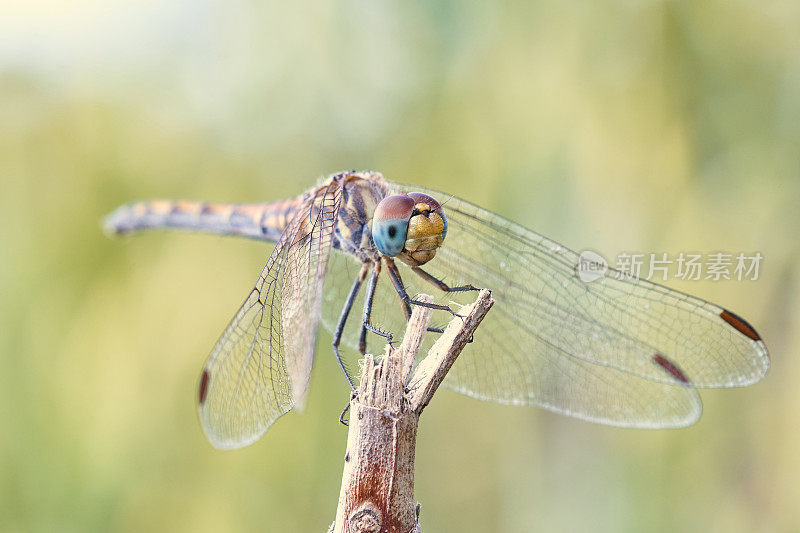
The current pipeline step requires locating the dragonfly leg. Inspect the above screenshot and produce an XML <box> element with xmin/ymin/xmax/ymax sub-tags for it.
<box><xmin>338</xmin><ymin>389</ymin><xmax>357</xmax><ymax>426</ymax></box>
<box><xmin>408</xmin><ymin>266</ymin><xmax>476</xmax><ymax>340</ymax></box>
<box><xmin>383</xmin><ymin>258</ymin><xmax>462</xmax><ymax>318</ymax></box>
<box><xmin>360</xmin><ymin>262</ymin><xmax>394</xmax><ymax>352</ymax></box>
<box><xmin>411</xmin><ymin>265</ymin><xmax>480</xmax><ymax>293</ymax></box>
<box><xmin>384</xmin><ymin>260</ymin><xmax>452</xmax><ymax>334</ymax></box>
<box><xmin>384</xmin><ymin>260</ymin><xmax>474</xmax><ymax>342</ymax></box>
<box><xmin>332</xmin><ymin>263</ymin><xmax>370</xmax><ymax>391</ymax></box>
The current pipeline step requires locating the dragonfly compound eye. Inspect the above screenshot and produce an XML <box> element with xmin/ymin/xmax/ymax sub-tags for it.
<box><xmin>406</xmin><ymin>192</ymin><xmax>447</xmax><ymax>242</ymax></box>
<box><xmin>372</xmin><ymin>194</ymin><xmax>415</xmax><ymax>257</ymax></box>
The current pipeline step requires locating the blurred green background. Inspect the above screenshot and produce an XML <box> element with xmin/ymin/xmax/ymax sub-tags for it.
<box><xmin>1</xmin><ymin>0</ymin><xmax>798</xmax><ymax>531</ymax></box>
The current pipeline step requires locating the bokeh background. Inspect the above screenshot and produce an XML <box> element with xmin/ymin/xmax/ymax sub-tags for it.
<box><xmin>2</xmin><ymin>1</ymin><xmax>798</xmax><ymax>531</ymax></box>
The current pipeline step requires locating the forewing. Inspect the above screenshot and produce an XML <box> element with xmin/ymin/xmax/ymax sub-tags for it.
<box><xmin>198</xmin><ymin>182</ymin><xmax>342</xmax><ymax>449</ymax></box>
<box><xmin>382</xmin><ymin>182</ymin><xmax>768</xmax><ymax>427</ymax></box>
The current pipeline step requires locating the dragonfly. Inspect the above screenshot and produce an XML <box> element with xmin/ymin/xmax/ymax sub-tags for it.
<box><xmin>104</xmin><ymin>170</ymin><xmax>769</xmax><ymax>449</ymax></box>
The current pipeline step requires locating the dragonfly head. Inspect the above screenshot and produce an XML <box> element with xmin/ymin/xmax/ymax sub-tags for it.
<box><xmin>372</xmin><ymin>192</ymin><xmax>447</xmax><ymax>266</ymax></box>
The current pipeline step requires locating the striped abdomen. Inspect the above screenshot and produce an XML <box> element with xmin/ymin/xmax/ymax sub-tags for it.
<box><xmin>103</xmin><ymin>198</ymin><xmax>302</xmax><ymax>242</ymax></box>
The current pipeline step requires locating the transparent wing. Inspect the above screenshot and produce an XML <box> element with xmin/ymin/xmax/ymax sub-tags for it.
<box><xmin>321</xmin><ymin>245</ymin><xmax>704</xmax><ymax>428</ymax></box>
<box><xmin>321</xmin><ymin>182</ymin><xmax>769</xmax><ymax>428</ymax></box>
<box><xmin>198</xmin><ymin>182</ymin><xmax>342</xmax><ymax>449</ymax></box>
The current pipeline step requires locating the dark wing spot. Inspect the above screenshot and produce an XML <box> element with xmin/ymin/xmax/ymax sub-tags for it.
<box><xmin>652</xmin><ymin>354</ymin><xmax>690</xmax><ymax>384</ymax></box>
<box><xmin>388</xmin><ymin>225</ymin><xmax>397</xmax><ymax>238</ymax></box>
<box><xmin>198</xmin><ymin>369</ymin><xmax>210</xmax><ymax>405</ymax></box>
<box><xmin>720</xmin><ymin>310</ymin><xmax>761</xmax><ymax>341</ymax></box>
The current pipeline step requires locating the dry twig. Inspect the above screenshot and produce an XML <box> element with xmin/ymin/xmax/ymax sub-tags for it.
<box><xmin>330</xmin><ymin>289</ymin><xmax>494</xmax><ymax>533</ymax></box>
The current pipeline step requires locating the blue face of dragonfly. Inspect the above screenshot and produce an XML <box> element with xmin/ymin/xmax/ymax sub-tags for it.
<box><xmin>371</xmin><ymin>192</ymin><xmax>448</xmax><ymax>266</ymax></box>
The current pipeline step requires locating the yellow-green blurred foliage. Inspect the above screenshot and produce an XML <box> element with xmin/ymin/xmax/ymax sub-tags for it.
<box><xmin>1</xmin><ymin>1</ymin><xmax>799</xmax><ymax>531</ymax></box>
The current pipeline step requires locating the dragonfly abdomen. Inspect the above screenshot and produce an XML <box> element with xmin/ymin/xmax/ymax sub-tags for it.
<box><xmin>103</xmin><ymin>199</ymin><xmax>295</xmax><ymax>241</ymax></box>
